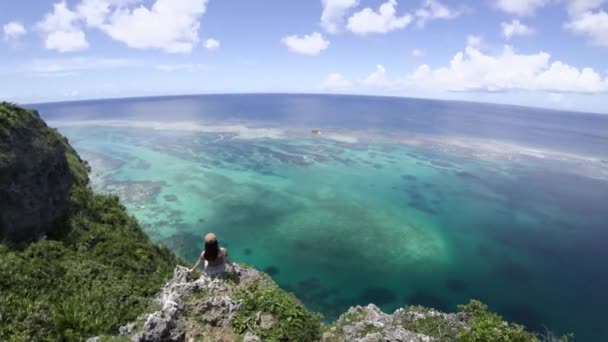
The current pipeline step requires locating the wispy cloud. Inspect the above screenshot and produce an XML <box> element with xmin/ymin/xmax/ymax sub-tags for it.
<box><xmin>414</xmin><ymin>0</ymin><xmax>461</xmax><ymax>27</ymax></box>
<box><xmin>22</xmin><ymin>57</ymin><xmax>131</xmax><ymax>77</ymax></box>
<box><xmin>3</xmin><ymin>21</ymin><xmax>27</xmax><ymax>41</ymax></box>
<box><xmin>493</xmin><ymin>0</ymin><xmax>549</xmax><ymax>16</ymax></box>
<box><xmin>502</xmin><ymin>19</ymin><xmax>535</xmax><ymax>39</ymax></box>
<box><xmin>154</xmin><ymin>63</ymin><xmax>207</xmax><ymax>72</ymax></box>
<box><xmin>204</xmin><ymin>38</ymin><xmax>220</xmax><ymax>51</ymax></box>
<box><xmin>412</xmin><ymin>48</ymin><xmax>425</xmax><ymax>57</ymax></box>
<box><xmin>321</xmin><ymin>73</ymin><xmax>353</xmax><ymax>91</ymax></box>
<box><xmin>0</xmin><ymin>57</ymin><xmax>212</xmax><ymax>77</ymax></box>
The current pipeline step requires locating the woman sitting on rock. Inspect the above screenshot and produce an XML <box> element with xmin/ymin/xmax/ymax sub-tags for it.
<box><xmin>190</xmin><ymin>232</ymin><xmax>232</xmax><ymax>276</ymax></box>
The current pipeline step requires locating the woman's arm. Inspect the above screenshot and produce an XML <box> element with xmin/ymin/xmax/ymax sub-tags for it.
<box><xmin>190</xmin><ymin>252</ymin><xmax>204</xmax><ymax>272</ymax></box>
<box><xmin>223</xmin><ymin>248</ymin><xmax>233</xmax><ymax>265</ymax></box>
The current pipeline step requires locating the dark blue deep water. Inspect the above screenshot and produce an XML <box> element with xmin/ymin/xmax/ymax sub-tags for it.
<box><xmin>34</xmin><ymin>94</ymin><xmax>608</xmax><ymax>158</ymax></box>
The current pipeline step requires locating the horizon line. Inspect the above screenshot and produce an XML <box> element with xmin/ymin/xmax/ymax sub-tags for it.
<box><xmin>19</xmin><ymin>91</ymin><xmax>607</xmax><ymax>116</ymax></box>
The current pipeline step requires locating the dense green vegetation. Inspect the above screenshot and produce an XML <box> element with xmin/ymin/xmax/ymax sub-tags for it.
<box><xmin>0</xmin><ymin>102</ymin><xmax>88</xmax><ymax>181</ymax></box>
<box><xmin>456</xmin><ymin>300</ymin><xmax>572</xmax><ymax>342</ymax></box>
<box><xmin>0</xmin><ymin>102</ymin><xmax>179</xmax><ymax>341</ymax></box>
<box><xmin>326</xmin><ymin>300</ymin><xmax>570</xmax><ymax>342</ymax></box>
<box><xmin>0</xmin><ymin>102</ymin><xmax>88</xmax><ymax>188</ymax></box>
<box><xmin>0</xmin><ymin>102</ymin><xmax>66</xmax><ymax>168</ymax></box>
<box><xmin>400</xmin><ymin>306</ymin><xmax>464</xmax><ymax>341</ymax></box>
<box><xmin>0</xmin><ymin>193</ymin><xmax>178</xmax><ymax>341</ymax></box>
<box><xmin>233</xmin><ymin>276</ymin><xmax>323</xmax><ymax>342</ymax></box>
<box><xmin>398</xmin><ymin>300</ymin><xmax>572</xmax><ymax>342</ymax></box>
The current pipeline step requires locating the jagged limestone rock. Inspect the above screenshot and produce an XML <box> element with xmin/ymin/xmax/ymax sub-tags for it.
<box><xmin>243</xmin><ymin>332</ymin><xmax>261</xmax><ymax>342</ymax></box>
<box><xmin>119</xmin><ymin>266</ymin><xmax>209</xmax><ymax>341</ymax></box>
<box><xmin>100</xmin><ymin>264</ymin><xmax>474</xmax><ymax>341</ymax></box>
<box><xmin>191</xmin><ymin>296</ymin><xmax>241</xmax><ymax>327</ymax></box>
<box><xmin>258</xmin><ymin>312</ymin><xmax>276</xmax><ymax>330</ymax></box>
<box><xmin>323</xmin><ymin>304</ymin><xmax>470</xmax><ymax>342</ymax></box>
<box><xmin>118</xmin><ymin>265</ymin><xmax>257</xmax><ymax>342</ymax></box>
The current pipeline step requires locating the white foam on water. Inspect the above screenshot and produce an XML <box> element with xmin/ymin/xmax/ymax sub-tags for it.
<box><xmin>49</xmin><ymin>120</ymin><xmax>286</xmax><ymax>140</ymax></box>
<box><xmin>322</xmin><ymin>133</ymin><xmax>358</xmax><ymax>143</ymax></box>
<box><xmin>394</xmin><ymin>134</ymin><xmax>608</xmax><ymax>180</ymax></box>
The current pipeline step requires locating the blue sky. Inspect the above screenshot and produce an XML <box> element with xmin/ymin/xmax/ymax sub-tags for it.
<box><xmin>1</xmin><ymin>0</ymin><xmax>607</xmax><ymax>113</ymax></box>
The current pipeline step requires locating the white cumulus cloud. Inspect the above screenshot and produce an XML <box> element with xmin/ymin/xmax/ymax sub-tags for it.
<box><xmin>502</xmin><ymin>19</ymin><xmax>534</xmax><ymax>39</ymax></box>
<box><xmin>205</xmin><ymin>38</ymin><xmax>220</xmax><ymax>50</ymax></box>
<box><xmin>321</xmin><ymin>0</ymin><xmax>359</xmax><ymax>34</ymax></box>
<box><xmin>282</xmin><ymin>32</ymin><xmax>330</xmax><ymax>56</ymax></box>
<box><xmin>535</xmin><ymin>61</ymin><xmax>608</xmax><ymax>92</ymax></box>
<box><xmin>363</xmin><ymin>64</ymin><xmax>388</xmax><ymax>87</ymax></box>
<box><xmin>414</xmin><ymin>0</ymin><xmax>459</xmax><ymax>27</ymax></box>
<box><xmin>325</xmin><ymin>42</ymin><xmax>608</xmax><ymax>95</ymax></box>
<box><xmin>3</xmin><ymin>21</ymin><xmax>27</xmax><ymax>41</ymax></box>
<box><xmin>493</xmin><ymin>0</ymin><xmax>549</xmax><ymax>16</ymax></box>
<box><xmin>565</xmin><ymin>10</ymin><xmax>608</xmax><ymax>46</ymax></box>
<box><xmin>36</xmin><ymin>1</ymin><xmax>89</xmax><ymax>52</ymax></box>
<box><xmin>566</xmin><ymin>0</ymin><xmax>606</xmax><ymax>15</ymax></box>
<box><xmin>322</xmin><ymin>72</ymin><xmax>353</xmax><ymax>91</ymax></box>
<box><xmin>37</xmin><ymin>0</ymin><xmax>208</xmax><ymax>53</ymax></box>
<box><xmin>346</xmin><ymin>0</ymin><xmax>412</xmax><ymax>35</ymax></box>
<box><xmin>405</xmin><ymin>43</ymin><xmax>608</xmax><ymax>93</ymax></box>
<box><xmin>96</xmin><ymin>0</ymin><xmax>208</xmax><ymax>53</ymax></box>
<box><xmin>77</xmin><ymin>0</ymin><xmax>143</xmax><ymax>27</ymax></box>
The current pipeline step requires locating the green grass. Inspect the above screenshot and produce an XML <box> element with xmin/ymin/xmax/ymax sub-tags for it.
<box><xmin>402</xmin><ymin>314</ymin><xmax>461</xmax><ymax>341</ymax></box>
<box><xmin>342</xmin><ymin>310</ymin><xmax>365</xmax><ymax>323</ymax></box>
<box><xmin>457</xmin><ymin>300</ymin><xmax>540</xmax><ymax>342</ymax></box>
<box><xmin>233</xmin><ymin>276</ymin><xmax>323</xmax><ymax>342</ymax></box>
<box><xmin>0</xmin><ymin>193</ymin><xmax>179</xmax><ymax>341</ymax></box>
<box><xmin>0</xmin><ymin>102</ymin><xmax>29</xmax><ymax>126</ymax></box>
<box><xmin>186</xmin><ymin>287</ymin><xmax>210</xmax><ymax>304</ymax></box>
<box><xmin>0</xmin><ymin>102</ymin><xmax>66</xmax><ymax>168</ymax></box>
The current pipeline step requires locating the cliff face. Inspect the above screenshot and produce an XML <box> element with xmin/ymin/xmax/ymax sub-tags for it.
<box><xmin>0</xmin><ymin>103</ymin><xmax>177</xmax><ymax>341</ymax></box>
<box><xmin>0</xmin><ymin>102</ymin><xmax>88</xmax><ymax>242</ymax></box>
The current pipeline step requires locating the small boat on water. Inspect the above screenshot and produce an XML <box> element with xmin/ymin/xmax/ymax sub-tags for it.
<box><xmin>311</xmin><ymin>129</ymin><xmax>322</xmax><ymax>135</ymax></box>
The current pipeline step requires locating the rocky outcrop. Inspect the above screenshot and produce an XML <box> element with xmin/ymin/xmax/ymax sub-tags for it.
<box><xmin>115</xmin><ymin>264</ymin><xmax>262</xmax><ymax>342</ymax></box>
<box><xmin>323</xmin><ymin>304</ymin><xmax>470</xmax><ymax>342</ymax></box>
<box><xmin>0</xmin><ymin>102</ymin><xmax>89</xmax><ymax>243</ymax></box>
<box><xmin>102</xmin><ymin>264</ymin><xmax>473</xmax><ymax>342</ymax></box>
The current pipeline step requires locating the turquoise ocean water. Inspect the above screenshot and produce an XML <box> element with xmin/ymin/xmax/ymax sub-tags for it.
<box><xmin>34</xmin><ymin>95</ymin><xmax>608</xmax><ymax>341</ymax></box>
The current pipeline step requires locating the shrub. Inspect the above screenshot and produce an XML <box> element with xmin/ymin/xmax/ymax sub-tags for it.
<box><xmin>0</xmin><ymin>193</ymin><xmax>179</xmax><ymax>341</ymax></box>
<box><xmin>233</xmin><ymin>277</ymin><xmax>323</xmax><ymax>342</ymax></box>
<box><xmin>457</xmin><ymin>300</ymin><xmax>540</xmax><ymax>342</ymax></box>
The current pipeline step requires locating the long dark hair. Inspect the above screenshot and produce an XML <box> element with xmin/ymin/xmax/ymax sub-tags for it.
<box><xmin>204</xmin><ymin>239</ymin><xmax>219</xmax><ymax>261</ymax></box>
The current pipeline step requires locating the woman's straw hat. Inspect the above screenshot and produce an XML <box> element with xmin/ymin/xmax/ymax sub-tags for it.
<box><xmin>205</xmin><ymin>233</ymin><xmax>217</xmax><ymax>243</ymax></box>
